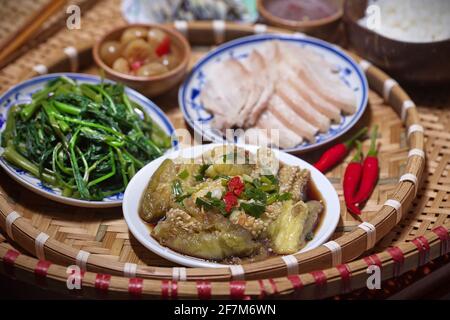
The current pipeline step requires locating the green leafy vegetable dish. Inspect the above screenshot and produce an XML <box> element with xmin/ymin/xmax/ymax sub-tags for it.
<box><xmin>0</xmin><ymin>76</ymin><xmax>171</xmax><ymax>201</ymax></box>
<box><xmin>140</xmin><ymin>145</ymin><xmax>324</xmax><ymax>264</ymax></box>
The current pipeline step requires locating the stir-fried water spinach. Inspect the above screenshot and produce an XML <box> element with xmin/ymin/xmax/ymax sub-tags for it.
<box><xmin>0</xmin><ymin>76</ymin><xmax>171</xmax><ymax>200</ymax></box>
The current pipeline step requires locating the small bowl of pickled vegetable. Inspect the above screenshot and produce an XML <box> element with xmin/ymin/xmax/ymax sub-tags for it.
<box><xmin>93</xmin><ymin>24</ymin><xmax>191</xmax><ymax>97</ymax></box>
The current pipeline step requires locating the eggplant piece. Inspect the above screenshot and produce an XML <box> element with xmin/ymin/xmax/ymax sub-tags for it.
<box><xmin>140</xmin><ymin>159</ymin><xmax>202</xmax><ymax>223</ymax></box>
<box><xmin>140</xmin><ymin>159</ymin><xmax>177</xmax><ymax>222</ymax></box>
<box><xmin>152</xmin><ymin>208</ymin><xmax>260</xmax><ymax>260</ymax></box>
<box><xmin>291</xmin><ymin>169</ymin><xmax>310</xmax><ymax>201</ymax></box>
<box><xmin>268</xmin><ymin>200</ymin><xmax>323</xmax><ymax>254</ymax></box>
<box><xmin>304</xmin><ymin>200</ymin><xmax>323</xmax><ymax>240</ymax></box>
<box><xmin>202</xmin><ymin>146</ymin><xmax>255</xmax><ymax>178</ymax></box>
<box><xmin>278</xmin><ymin>165</ymin><xmax>298</xmax><ymax>193</ymax></box>
<box><xmin>278</xmin><ymin>164</ymin><xmax>310</xmax><ymax>201</ymax></box>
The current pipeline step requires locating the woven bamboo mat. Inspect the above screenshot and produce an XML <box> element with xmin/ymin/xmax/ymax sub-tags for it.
<box><xmin>0</xmin><ymin>0</ymin><xmax>51</xmax><ymax>47</ymax></box>
<box><xmin>0</xmin><ymin>0</ymin><xmax>448</xmax><ymax>269</ymax></box>
<box><xmin>0</xmin><ymin>0</ymin><xmax>96</xmax><ymax>68</ymax></box>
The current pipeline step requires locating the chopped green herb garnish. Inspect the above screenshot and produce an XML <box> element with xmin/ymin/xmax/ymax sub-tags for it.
<box><xmin>240</xmin><ymin>202</ymin><xmax>266</xmax><ymax>218</ymax></box>
<box><xmin>178</xmin><ymin>169</ymin><xmax>189</xmax><ymax>180</ymax></box>
<box><xmin>171</xmin><ymin>179</ymin><xmax>183</xmax><ymax>198</ymax></box>
<box><xmin>277</xmin><ymin>192</ymin><xmax>292</xmax><ymax>201</ymax></box>
<box><xmin>175</xmin><ymin>193</ymin><xmax>190</xmax><ymax>203</ymax></box>
<box><xmin>253</xmin><ymin>178</ymin><xmax>262</xmax><ymax>188</ymax></box>
<box><xmin>195</xmin><ymin>164</ymin><xmax>210</xmax><ymax>181</ymax></box>
<box><xmin>264</xmin><ymin>175</ymin><xmax>278</xmax><ymax>184</ymax></box>
<box><xmin>243</xmin><ymin>187</ymin><xmax>267</xmax><ymax>203</ymax></box>
<box><xmin>213</xmin><ymin>174</ymin><xmax>230</xmax><ymax>181</ymax></box>
<box><xmin>267</xmin><ymin>192</ymin><xmax>292</xmax><ymax>205</ymax></box>
<box><xmin>259</xmin><ymin>184</ymin><xmax>278</xmax><ymax>193</ymax></box>
<box><xmin>195</xmin><ymin>196</ymin><xmax>227</xmax><ymax>215</ymax></box>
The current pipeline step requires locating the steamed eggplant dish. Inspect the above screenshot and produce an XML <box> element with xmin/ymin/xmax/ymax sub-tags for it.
<box><xmin>140</xmin><ymin>146</ymin><xmax>324</xmax><ymax>263</ymax></box>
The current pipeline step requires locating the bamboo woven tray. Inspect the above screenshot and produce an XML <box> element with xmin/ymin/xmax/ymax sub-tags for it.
<box><xmin>0</xmin><ymin>0</ymin><xmax>448</xmax><ymax>299</ymax></box>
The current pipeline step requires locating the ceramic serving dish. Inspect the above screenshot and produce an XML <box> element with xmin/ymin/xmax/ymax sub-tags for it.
<box><xmin>93</xmin><ymin>24</ymin><xmax>191</xmax><ymax>97</ymax></box>
<box><xmin>178</xmin><ymin>33</ymin><xmax>368</xmax><ymax>154</ymax></box>
<box><xmin>122</xmin><ymin>143</ymin><xmax>341</xmax><ymax>268</ymax></box>
<box><xmin>0</xmin><ymin>73</ymin><xmax>176</xmax><ymax>208</ymax></box>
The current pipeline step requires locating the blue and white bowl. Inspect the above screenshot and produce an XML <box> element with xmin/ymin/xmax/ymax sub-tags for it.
<box><xmin>0</xmin><ymin>73</ymin><xmax>176</xmax><ymax>208</ymax></box>
<box><xmin>179</xmin><ymin>34</ymin><xmax>368</xmax><ymax>153</ymax></box>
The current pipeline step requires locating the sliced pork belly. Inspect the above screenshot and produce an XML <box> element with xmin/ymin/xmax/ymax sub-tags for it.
<box><xmin>282</xmin><ymin>44</ymin><xmax>356</xmax><ymax>114</ymax></box>
<box><xmin>277</xmin><ymin>61</ymin><xmax>341</xmax><ymax>122</ymax></box>
<box><xmin>267</xmin><ymin>94</ymin><xmax>318</xmax><ymax>142</ymax></box>
<box><xmin>240</xmin><ymin>50</ymin><xmax>274</xmax><ymax>127</ymax></box>
<box><xmin>276</xmin><ymin>83</ymin><xmax>330</xmax><ymax>132</ymax></box>
<box><xmin>200</xmin><ymin>59</ymin><xmax>252</xmax><ymax>129</ymax></box>
<box><xmin>286</xmin><ymin>75</ymin><xmax>341</xmax><ymax>122</ymax></box>
<box><xmin>300</xmin><ymin>62</ymin><xmax>356</xmax><ymax>114</ymax></box>
<box><xmin>256</xmin><ymin>111</ymin><xmax>303</xmax><ymax>149</ymax></box>
<box><xmin>200</xmin><ymin>82</ymin><xmax>231</xmax><ymax>130</ymax></box>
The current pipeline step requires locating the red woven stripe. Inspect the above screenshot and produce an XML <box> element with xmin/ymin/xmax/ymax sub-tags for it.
<box><xmin>95</xmin><ymin>274</ymin><xmax>111</xmax><ymax>291</ymax></box>
<box><xmin>128</xmin><ymin>278</ymin><xmax>143</xmax><ymax>296</ymax></box>
<box><xmin>34</xmin><ymin>260</ymin><xmax>51</xmax><ymax>277</ymax></box>
<box><xmin>268</xmin><ymin>278</ymin><xmax>278</xmax><ymax>295</ymax></box>
<box><xmin>336</xmin><ymin>264</ymin><xmax>352</xmax><ymax>293</ymax></box>
<box><xmin>311</xmin><ymin>270</ymin><xmax>327</xmax><ymax>285</ymax></box>
<box><xmin>311</xmin><ymin>271</ymin><xmax>327</xmax><ymax>299</ymax></box>
<box><xmin>196</xmin><ymin>281</ymin><xmax>211</xmax><ymax>300</ymax></box>
<box><xmin>171</xmin><ymin>280</ymin><xmax>178</xmax><ymax>299</ymax></box>
<box><xmin>3</xmin><ymin>249</ymin><xmax>20</xmax><ymax>266</ymax></box>
<box><xmin>387</xmin><ymin>246</ymin><xmax>405</xmax><ymax>277</ymax></box>
<box><xmin>258</xmin><ymin>280</ymin><xmax>266</xmax><ymax>299</ymax></box>
<box><xmin>432</xmin><ymin>226</ymin><xmax>449</xmax><ymax>255</ymax></box>
<box><xmin>287</xmin><ymin>275</ymin><xmax>303</xmax><ymax>290</ymax></box>
<box><xmin>364</xmin><ymin>254</ymin><xmax>382</xmax><ymax>267</ymax></box>
<box><xmin>387</xmin><ymin>247</ymin><xmax>405</xmax><ymax>264</ymax></box>
<box><xmin>230</xmin><ymin>281</ymin><xmax>246</xmax><ymax>300</ymax></box>
<box><xmin>161</xmin><ymin>280</ymin><xmax>170</xmax><ymax>299</ymax></box>
<box><xmin>432</xmin><ymin>226</ymin><xmax>449</xmax><ymax>241</ymax></box>
<box><xmin>412</xmin><ymin>236</ymin><xmax>430</xmax><ymax>266</ymax></box>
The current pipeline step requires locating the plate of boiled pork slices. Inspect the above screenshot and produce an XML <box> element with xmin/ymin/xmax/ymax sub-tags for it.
<box><xmin>179</xmin><ymin>34</ymin><xmax>368</xmax><ymax>153</ymax></box>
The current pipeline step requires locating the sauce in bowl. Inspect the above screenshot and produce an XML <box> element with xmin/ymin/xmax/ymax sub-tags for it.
<box><xmin>264</xmin><ymin>0</ymin><xmax>338</xmax><ymax>22</ymax></box>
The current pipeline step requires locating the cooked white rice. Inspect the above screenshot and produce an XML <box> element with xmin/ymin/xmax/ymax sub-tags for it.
<box><xmin>358</xmin><ymin>0</ymin><xmax>450</xmax><ymax>43</ymax></box>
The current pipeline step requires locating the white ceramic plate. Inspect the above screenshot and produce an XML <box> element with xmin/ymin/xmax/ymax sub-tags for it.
<box><xmin>0</xmin><ymin>73</ymin><xmax>176</xmax><ymax>208</ymax></box>
<box><xmin>179</xmin><ymin>34</ymin><xmax>369</xmax><ymax>153</ymax></box>
<box><xmin>123</xmin><ymin>143</ymin><xmax>340</xmax><ymax>268</ymax></box>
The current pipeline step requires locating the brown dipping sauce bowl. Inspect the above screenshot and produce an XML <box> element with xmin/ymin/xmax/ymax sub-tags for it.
<box><xmin>93</xmin><ymin>24</ymin><xmax>191</xmax><ymax>97</ymax></box>
<box><xmin>257</xmin><ymin>0</ymin><xmax>344</xmax><ymax>40</ymax></box>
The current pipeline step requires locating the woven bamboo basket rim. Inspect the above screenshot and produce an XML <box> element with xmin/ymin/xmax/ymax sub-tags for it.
<box><xmin>0</xmin><ymin>21</ymin><xmax>426</xmax><ymax>282</ymax></box>
<box><xmin>1</xmin><ymin>223</ymin><xmax>448</xmax><ymax>299</ymax></box>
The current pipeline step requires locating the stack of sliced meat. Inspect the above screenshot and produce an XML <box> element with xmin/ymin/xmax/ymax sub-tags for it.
<box><xmin>200</xmin><ymin>41</ymin><xmax>356</xmax><ymax>149</ymax></box>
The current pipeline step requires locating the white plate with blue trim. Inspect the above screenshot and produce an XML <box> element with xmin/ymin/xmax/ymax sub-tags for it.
<box><xmin>178</xmin><ymin>34</ymin><xmax>369</xmax><ymax>153</ymax></box>
<box><xmin>0</xmin><ymin>73</ymin><xmax>176</xmax><ymax>208</ymax></box>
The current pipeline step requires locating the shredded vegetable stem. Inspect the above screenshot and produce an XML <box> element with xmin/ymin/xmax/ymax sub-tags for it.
<box><xmin>1</xmin><ymin>77</ymin><xmax>170</xmax><ymax>200</ymax></box>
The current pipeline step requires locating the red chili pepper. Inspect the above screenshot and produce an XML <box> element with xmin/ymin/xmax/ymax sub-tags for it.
<box><xmin>353</xmin><ymin>125</ymin><xmax>379</xmax><ymax>205</ymax></box>
<box><xmin>223</xmin><ymin>191</ymin><xmax>238</xmax><ymax>212</ymax></box>
<box><xmin>343</xmin><ymin>142</ymin><xmax>363</xmax><ymax>215</ymax></box>
<box><xmin>314</xmin><ymin>127</ymin><xmax>368</xmax><ymax>173</ymax></box>
<box><xmin>228</xmin><ymin>176</ymin><xmax>244</xmax><ymax>196</ymax></box>
<box><xmin>155</xmin><ymin>36</ymin><xmax>171</xmax><ymax>57</ymax></box>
